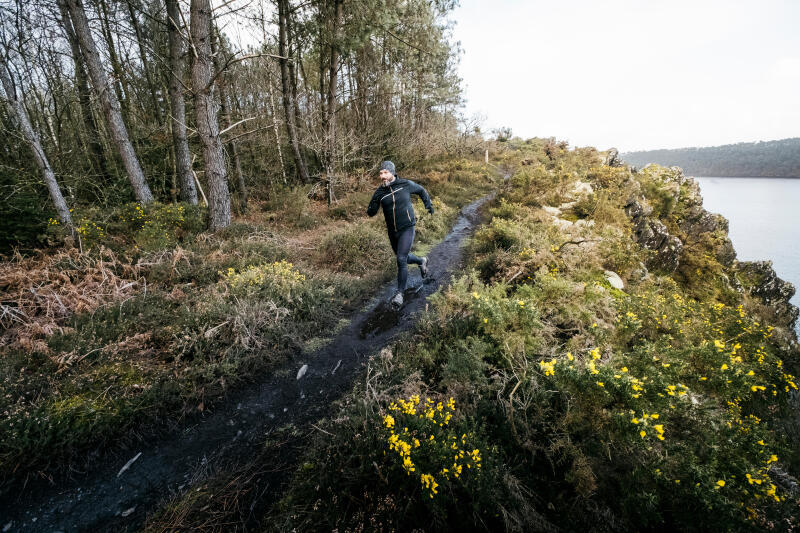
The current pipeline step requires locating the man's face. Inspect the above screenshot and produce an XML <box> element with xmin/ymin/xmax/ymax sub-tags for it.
<box><xmin>379</xmin><ymin>169</ymin><xmax>394</xmax><ymax>185</ymax></box>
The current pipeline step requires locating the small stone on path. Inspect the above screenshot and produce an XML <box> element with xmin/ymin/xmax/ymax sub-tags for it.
<box><xmin>604</xmin><ymin>270</ymin><xmax>624</xmax><ymax>290</ymax></box>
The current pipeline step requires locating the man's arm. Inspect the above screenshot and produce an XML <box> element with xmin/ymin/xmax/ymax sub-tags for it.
<box><xmin>409</xmin><ymin>181</ymin><xmax>434</xmax><ymax>214</ymax></box>
<box><xmin>367</xmin><ymin>189</ymin><xmax>382</xmax><ymax>216</ymax></box>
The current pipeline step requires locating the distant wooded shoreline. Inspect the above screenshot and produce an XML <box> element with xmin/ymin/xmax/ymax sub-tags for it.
<box><xmin>622</xmin><ymin>137</ymin><xmax>800</xmax><ymax>178</ymax></box>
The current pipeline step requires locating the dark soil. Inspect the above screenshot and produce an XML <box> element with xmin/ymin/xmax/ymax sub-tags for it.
<box><xmin>0</xmin><ymin>192</ymin><xmax>496</xmax><ymax>533</ymax></box>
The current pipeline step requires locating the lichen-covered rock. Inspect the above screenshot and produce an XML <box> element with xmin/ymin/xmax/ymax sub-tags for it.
<box><xmin>569</xmin><ymin>181</ymin><xmax>594</xmax><ymax>198</ymax></box>
<box><xmin>682</xmin><ymin>179</ymin><xmax>703</xmax><ymax>208</ymax></box>
<box><xmin>677</xmin><ymin>206</ymin><xmax>737</xmax><ymax>267</ymax></box>
<box><xmin>625</xmin><ymin>198</ymin><xmax>684</xmax><ymax>272</ymax></box>
<box><xmin>679</xmin><ymin>205</ymin><xmax>727</xmax><ymax>234</ymax></box>
<box><xmin>651</xmin><ymin>234</ymin><xmax>683</xmax><ymax>272</ymax></box>
<box><xmin>736</xmin><ymin>260</ymin><xmax>799</xmax><ymax>332</ymax></box>
<box><xmin>631</xmin><ymin>262</ymin><xmax>649</xmax><ymax>281</ymax></box>
<box><xmin>716</xmin><ymin>237</ymin><xmax>737</xmax><ymax>268</ymax></box>
<box><xmin>624</xmin><ymin>197</ymin><xmax>653</xmax><ymax>219</ymax></box>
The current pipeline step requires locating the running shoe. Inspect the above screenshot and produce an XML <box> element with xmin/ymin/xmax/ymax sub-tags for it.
<box><xmin>390</xmin><ymin>292</ymin><xmax>404</xmax><ymax>307</ymax></box>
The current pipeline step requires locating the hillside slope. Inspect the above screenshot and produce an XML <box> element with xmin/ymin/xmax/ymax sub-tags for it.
<box><xmin>622</xmin><ymin>138</ymin><xmax>800</xmax><ymax>178</ymax></box>
<box><xmin>250</xmin><ymin>140</ymin><xmax>800</xmax><ymax>531</ymax></box>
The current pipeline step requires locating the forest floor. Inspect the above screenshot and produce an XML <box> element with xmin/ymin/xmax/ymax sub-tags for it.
<box><xmin>0</xmin><ymin>162</ymin><xmax>504</xmax><ymax>532</ymax></box>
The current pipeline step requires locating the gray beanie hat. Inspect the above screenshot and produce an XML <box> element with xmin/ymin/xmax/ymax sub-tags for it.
<box><xmin>380</xmin><ymin>160</ymin><xmax>396</xmax><ymax>176</ymax></box>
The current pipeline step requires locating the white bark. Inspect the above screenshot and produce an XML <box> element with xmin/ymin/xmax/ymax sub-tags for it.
<box><xmin>278</xmin><ymin>0</ymin><xmax>310</xmax><ymax>183</ymax></box>
<box><xmin>0</xmin><ymin>60</ymin><xmax>73</xmax><ymax>227</ymax></box>
<box><xmin>190</xmin><ymin>0</ymin><xmax>230</xmax><ymax>230</ymax></box>
<box><xmin>166</xmin><ymin>0</ymin><xmax>198</xmax><ymax>204</ymax></box>
<box><xmin>64</xmin><ymin>0</ymin><xmax>154</xmax><ymax>203</ymax></box>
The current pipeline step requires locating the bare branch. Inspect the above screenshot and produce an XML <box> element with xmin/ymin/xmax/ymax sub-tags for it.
<box><xmin>218</xmin><ymin>115</ymin><xmax>256</xmax><ymax>136</ymax></box>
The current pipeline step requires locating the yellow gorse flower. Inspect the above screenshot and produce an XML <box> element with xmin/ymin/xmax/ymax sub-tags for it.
<box><xmin>381</xmin><ymin>395</ymin><xmax>482</xmax><ymax>498</ymax></box>
<box><xmin>539</xmin><ymin>359</ymin><xmax>557</xmax><ymax>376</ymax></box>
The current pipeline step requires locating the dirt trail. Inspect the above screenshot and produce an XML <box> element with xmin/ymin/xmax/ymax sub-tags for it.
<box><xmin>0</xmin><ymin>191</ymin><xmax>496</xmax><ymax>532</ymax></box>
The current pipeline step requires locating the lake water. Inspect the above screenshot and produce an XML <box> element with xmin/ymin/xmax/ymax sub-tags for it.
<box><xmin>693</xmin><ymin>177</ymin><xmax>800</xmax><ymax>336</ymax></box>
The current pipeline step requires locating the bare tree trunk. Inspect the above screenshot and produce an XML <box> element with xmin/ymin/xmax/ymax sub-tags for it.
<box><xmin>266</xmin><ymin>69</ymin><xmax>286</xmax><ymax>184</ymax></box>
<box><xmin>94</xmin><ymin>0</ymin><xmax>131</xmax><ymax>124</ymax></box>
<box><xmin>56</xmin><ymin>0</ymin><xmax>110</xmax><ymax>182</ymax></box>
<box><xmin>165</xmin><ymin>0</ymin><xmax>197</xmax><ymax>204</ymax></box>
<box><xmin>0</xmin><ymin>61</ymin><xmax>72</xmax><ymax>227</ymax></box>
<box><xmin>126</xmin><ymin>0</ymin><xmax>163</xmax><ymax>123</ymax></box>
<box><xmin>259</xmin><ymin>2</ymin><xmax>286</xmax><ymax>185</ymax></box>
<box><xmin>278</xmin><ymin>0</ymin><xmax>310</xmax><ymax>183</ymax></box>
<box><xmin>190</xmin><ymin>0</ymin><xmax>230</xmax><ymax>230</ymax></box>
<box><xmin>64</xmin><ymin>0</ymin><xmax>154</xmax><ymax>203</ymax></box>
<box><xmin>217</xmin><ymin>87</ymin><xmax>246</xmax><ymax>212</ymax></box>
<box><xmin>286</xmin><ymin>22</ymin><xmax>304</xmax><ymax>147</ymax></box>
<box><xmin>212</xmin><ymin>27</ymin><xmax>246</xmax><ymax>213</ymax></box>
<box><xmin>324</xmin><ymin>0</ymin><xmax>343</xmax><ymax>205</ymax></box>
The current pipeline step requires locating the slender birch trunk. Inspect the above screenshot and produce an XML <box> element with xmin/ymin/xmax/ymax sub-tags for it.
<box><xmin>266</xmin><ymin>69</ymin><xmax>287</xmax><ymax>184</ymax></box>
<box><xmin>165</xmin><ymin>0</ymin><xmax>197</xmax><ymax>204</ymax></box>
<box><xmin>190</xmin><ymin>0</ymin><xmax>230</xmax><ymax>230</ymax></box>
<box><xmin>211</xmin><ymin>27</ymin><xmax>246</xmax><ymax>213</ymax></box>
<box><xmin>278</xmin><ymin>0</ymin><xmax>310</xmax><ymax>184</ymax></box>
<box><xmin>64</xmin><ymin>0</ymin><xmax>154</xmax><ymax>203</ymax></box>
<box><xmin>56</xmin><ymin>0</ymin><xmax>110</xmax><ymax>182</ymax></box>
<box><xmin>324</xmin><ymin>0</ymin><xmax>343</xmax><ymax>205</ymax></box>
<box><xmin>0</xmin><ymin>61</ymin><xmax>72</xmax><ymax>227</ymax></box>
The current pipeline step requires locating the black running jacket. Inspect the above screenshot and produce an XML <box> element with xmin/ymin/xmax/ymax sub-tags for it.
<box><xmin>367</xmin><ymin>178</ymin><xmax>434</xmax><ymax>233</ymax></box>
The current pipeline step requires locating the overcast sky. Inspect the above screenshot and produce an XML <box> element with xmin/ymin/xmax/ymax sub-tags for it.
<box><xmin>451</xmin><ymin>0</ymin><xmax>800</xmax><ymax>152</ymax></box>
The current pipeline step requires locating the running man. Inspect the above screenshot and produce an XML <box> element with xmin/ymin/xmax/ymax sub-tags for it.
<box><xmin>367</xmin><ymin>160</ymin><xmax>434</xmax><ymax>307</ymax></box>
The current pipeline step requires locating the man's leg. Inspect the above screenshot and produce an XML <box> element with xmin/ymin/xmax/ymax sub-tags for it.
<box><xmin>388</xmin><ymin>229</ymin><xmax>399</xmax><ymax>255</ymax></box>
<box><xmin>395</xmin><ymin>226</ymin><xmax>421</xmax><ymax>291</ymax></box>
<box><xmin>405</xmin><ymin>227</ymin><xmax>423</xmax><ymax>266</ymax></box>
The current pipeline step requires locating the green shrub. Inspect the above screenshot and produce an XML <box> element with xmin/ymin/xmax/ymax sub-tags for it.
<box><xmin>263</xmin><ymin>185</ymin><xmax>319</xmax><ymax>229</ymax></box>
<box><xmin>316</xmin><ymin>221</ymin><xmax>394</xmax><ymax>276</ymax></box>
<box><xmin>414</xmin><ymin>198</ymin><xmax>456</xmax><ymax>244</ymax></box>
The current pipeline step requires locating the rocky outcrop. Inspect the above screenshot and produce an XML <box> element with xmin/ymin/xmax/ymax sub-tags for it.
<box><xmin>676</xmin><ymin>193</ymin><xmax>737</xmax><ymax>268</ymax></box>
<box><xmin>624</xmin><ymin>196</ymin><xmax>683</xmax><ymax>273</ymax></box>
<box><xmin>624</xmin><ymin>167</ymin><xmax>737</xmax><ymax>273</ymax></box>
<box><xmin>736</xmin><ymin>260</ymin><xmax>799</xmax><ymax>333</ymax></box>
<box><xmin>625</xmin><ymin>165</ymin><xmax>798</xmax><ymax>342</ymax></box>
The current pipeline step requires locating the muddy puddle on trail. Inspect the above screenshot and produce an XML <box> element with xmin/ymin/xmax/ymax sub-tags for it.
<box><xmin>359</xmin><ymin>280</ymin><xmax>432</xmax><ymax>338</ymax></box>
<box><xmin>0</xmin><ymin>190</ymin><xmax>496</xmax><ymax>533</ymax></box>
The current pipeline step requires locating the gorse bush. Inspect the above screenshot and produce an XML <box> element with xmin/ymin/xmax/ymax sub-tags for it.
<box><xmin>118</xmin><ymin>202</ymin><xmax>205</xmax><ymax>251</ymax></box>
<box><xmin>262</xmin><ymin>184</ymin><xmax>319</xmax><ymax>229</ymax></box>
<box><xmin>414</xmin><ymin>197</ymin><xmax>456</xmax><ymax>245</ymax></box>
<box><xmin>381</xmin><ymin>395</ymin><xmax>482</xmax><ymax>499</ymax></box>
<box><xmin>44</xmin><ymin>202</ymin><xmax>206</xmax><ymax>251</ymax></box>
<box><xmin>221</xmin><ymin>260</ymin><xmax>306</xmax><ymax>300</ymax></box>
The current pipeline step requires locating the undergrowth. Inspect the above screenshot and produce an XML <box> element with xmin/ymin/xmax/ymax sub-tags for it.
<box><xmin>0</xmin><ymin>156</ymin><xmax>498</xmax><ymax>490</ymax></box>
<box><xmin>261</xmin><ymin>140</ymin><xmax>800</xmax><ymax>531</ymax></box>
